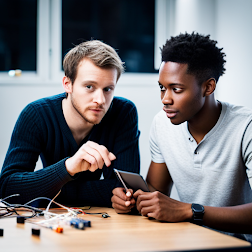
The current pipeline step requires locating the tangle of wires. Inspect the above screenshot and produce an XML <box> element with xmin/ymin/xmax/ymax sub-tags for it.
<box><xmin>0</xmin><ymin>191</ymin><xmax>110</xmax><ymax>232</ymax></box>
<box><xmin>0</xmin><ymin>194</ymin><xmax>44</xmax><ymax>219</ymax></box>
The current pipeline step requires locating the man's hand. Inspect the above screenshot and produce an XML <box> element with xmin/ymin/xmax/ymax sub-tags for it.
<box><xmin>134</xmin><ymin>190</ymin><xmax>192</xmax><ymax>222</ymax></box>
<box><xmin>65</xmin><ymin>141</ymin><xmax>116</xmax><ymax>176</ymax></box>
<box><xmin>111</xmin><ymin>187</ymin><xmax>135</xmax><ymax>213</ymax></box>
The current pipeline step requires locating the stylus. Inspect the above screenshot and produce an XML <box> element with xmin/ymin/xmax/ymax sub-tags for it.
<box><xmin>114</xmin><ymin>168</ymin><xmax>128</xmax><ymax>191</ymax></box>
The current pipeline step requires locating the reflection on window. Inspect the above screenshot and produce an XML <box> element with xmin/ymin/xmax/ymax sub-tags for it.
<box><xmin>0</xmin><ymin>0</ymin><xmax>37</xmax><ymax>72</ymax></box>
<box><xmin>62</xmin><ymin>0</ymin><xmax>157</xmax><ymax>73</ymax></box>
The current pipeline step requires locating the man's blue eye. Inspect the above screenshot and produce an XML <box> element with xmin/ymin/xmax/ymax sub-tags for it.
<box><xmin>104</xmin><ymin>87</ymin><xmax>112</xmax><ymax>92</ymax></box>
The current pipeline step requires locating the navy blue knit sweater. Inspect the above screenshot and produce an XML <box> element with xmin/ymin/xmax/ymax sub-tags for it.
<box><xmin>0</xmin><ymin>93</ymin><xmax>140</xmax><ymax>207</ymax></box>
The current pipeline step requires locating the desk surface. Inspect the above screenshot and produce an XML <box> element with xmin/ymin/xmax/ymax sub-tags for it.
<box><xmin>0</xmin><ymin>207</ymin><xmax>251</xmax><ymax>252</ymax></box>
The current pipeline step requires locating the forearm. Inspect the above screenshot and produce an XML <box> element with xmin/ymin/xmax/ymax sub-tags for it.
<box><xmin>0</xmin><ymin>159</ymin><xmax>73</xmax><ymax>204</ymax></box>
<box><xmin>170</xmin><ymin>201</ymin><xmax>252</xmax><ymax>234</ymax></box>
<box><xmin>203</xmin><ymin>203</ymin><xmax>252</xmax><ymax>234</ymax></box>
<box><xmin>146</xmin><ymin>162</ymin><xmax>173</xmax><ymax>195</ymax></box>
<box><xmin>134</xmin><ymin>189</ymin><xmax>252</xmax><ymax>235</ymax></box>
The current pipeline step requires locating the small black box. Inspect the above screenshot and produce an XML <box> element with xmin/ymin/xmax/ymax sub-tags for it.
<box><xmin>32</xmin><ymin>227</ymin><xmax>40</xmax><ymax>236</ymax></box>
<box><xmin>17</xmin><ymin>216</ymin><xmax>25</xmax><ymax>224</ymax></box>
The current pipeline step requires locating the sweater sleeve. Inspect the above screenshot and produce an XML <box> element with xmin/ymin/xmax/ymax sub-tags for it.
<box><xmin>0</xmin><ymin>104</ymin><xmax>73</xmax><ymax>204</ymax></box>
<box><xmin>56</xmin><ymin>99</ymin><xmax>140</xmax><ymax>207</ymax></box>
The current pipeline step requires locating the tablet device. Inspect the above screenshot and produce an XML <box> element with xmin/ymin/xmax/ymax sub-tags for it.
<box><xmin>114</xmin><ymin>168</ymin><xmax>150</xmax><ymax>192</ymax></box>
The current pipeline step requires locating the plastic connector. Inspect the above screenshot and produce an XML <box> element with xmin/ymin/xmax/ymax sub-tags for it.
<box><xmin>54</xmin><ymin>226</ymin><xmax>63</xmax><ymax>233</ymax></box>
<box><xmin>70</xmin><ymin>218</ymin><xmax>91</xmax><ymax>229</ymax></box>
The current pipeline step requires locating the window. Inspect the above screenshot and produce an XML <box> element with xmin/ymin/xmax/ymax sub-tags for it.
<box><xmin>62</xmin><ymin>0</ymin><xmax>157</xmax><ymax>73</ymax></box>
<box><xmin>0</xmin><ymin>0</ymin><xmax>37</xmax><ymax>72</ymax></box>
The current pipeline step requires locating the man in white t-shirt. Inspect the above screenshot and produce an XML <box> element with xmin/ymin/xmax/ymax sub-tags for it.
<box><xmin>111</xmin><ymin>32</ymin><xmax>252</xmax><ymax>242</ymax></box>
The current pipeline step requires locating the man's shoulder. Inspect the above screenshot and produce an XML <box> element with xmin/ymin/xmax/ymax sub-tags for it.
<box><xmin>18</xmin><ymin>94</ymin><xmax>65</xmax><ymax>123</ymax></box>
<box><xmin>152</xmin><ymin>109</ymin><xmax>184</xmax><ymax>132</ymax></box>
<box><xmin>221</xmin><ymin>101</ymin><xmax>252</xmax><ymax>122</ymax></box>
<box><xmin>112</xmin><ymin>96</ymin><xmax>136</xmax><ymax>109</ymax></box>
<box><xmin>101</xmin><ymin>97</ymin><xmax>138</xmax><ymax>126</ymax></box>
<box><xmin>25</xmin><ymin>93</ymin><xmax>65</xmax><ymax>112</ymax></box>
<box><xmin>154</xmin><ymin>109</ymin><xmax>166</xmax><ymax>119</ymax></box>
<box><xmin>153</xmin><ymin>110</ymin><xmax>171</xmax><ymax>125</ymax></box>
<box><xmin>108</xmin><ymin>96</ymin><xmax>137</xmax><ymax>116</ymax></box>
<box><xmin>30</xmin><ymin>93</ymin><xmax>65</xmax><ymax>107</ymax></box>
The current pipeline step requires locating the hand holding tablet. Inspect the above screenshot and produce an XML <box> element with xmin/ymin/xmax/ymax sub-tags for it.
<box><xmin>114</xmin><ymin>168</ymin><xmax>150</xmax><ymax>192</ymax></box>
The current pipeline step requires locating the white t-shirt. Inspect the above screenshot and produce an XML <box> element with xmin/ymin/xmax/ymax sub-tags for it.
<box><xmin>150</xmin><ymin>101</ymin><xmax>252</xmax><ymax>241</ymax></box>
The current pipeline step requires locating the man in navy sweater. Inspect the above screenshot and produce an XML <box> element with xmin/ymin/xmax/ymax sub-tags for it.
<box><xmin>0</xmin><ymin>40</ymin><xmax>140</xmax><ymax>207</ymax></box>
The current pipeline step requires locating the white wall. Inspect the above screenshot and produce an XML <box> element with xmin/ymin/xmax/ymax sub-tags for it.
<box><xmin>174</xmin><ymin>0</ymin><xmax>216</xmax><ymax>37</ymax></box>
<box><xmin>215</xmin><ymin>0</ymin><xmax>252</xmax><ymax>108</ymax></box>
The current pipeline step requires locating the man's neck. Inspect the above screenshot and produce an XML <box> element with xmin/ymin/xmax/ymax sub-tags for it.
<box><xmin>62</xmin><ymin>98</ymin><xmax>93</xmax><ymax>146</ymax></box>
<box><xmin>187</xmin><ymin>96</ymin><xmax>222</xmax><ymax>144</ymax></box>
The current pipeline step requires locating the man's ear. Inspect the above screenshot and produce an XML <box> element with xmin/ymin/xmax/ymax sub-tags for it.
<box><xmin>203</xmin><ymin>78</ymin><xmax>216</xmax><ymax>97</ymax></box>
<box><xmin>62</xmin><ymin>76</ymin><xmax>73</xmax><ymax>94</ymax></box>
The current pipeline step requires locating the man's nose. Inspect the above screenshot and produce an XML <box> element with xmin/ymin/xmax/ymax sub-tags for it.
<box><xmin>161</xmin><ymin>90</ymin><xmax>173</xmax><ymax>105</ymax></box>
<box><xmin>93</xmin><ymin>89</ymin><xmax>106</xmax><ymax>105</ymax></box>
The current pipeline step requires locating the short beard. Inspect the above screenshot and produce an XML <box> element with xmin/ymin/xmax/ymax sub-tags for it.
<box><xmin>71</xmin><ymin>96</ymin><xmax>103</xmax><ymax>125</ymax></box>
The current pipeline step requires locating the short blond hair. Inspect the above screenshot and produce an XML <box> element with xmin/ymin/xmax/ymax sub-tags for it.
<box><xmin>63</xmin><ymin>40</ymin><xmax>124</xmax><ymax>83</ymax></box>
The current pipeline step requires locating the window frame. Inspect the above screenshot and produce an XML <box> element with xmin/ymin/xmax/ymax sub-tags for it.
<box><xmin>155</xmin><ymin>0</ymin><xmax>175</xmax><ymax>70</ymax></box>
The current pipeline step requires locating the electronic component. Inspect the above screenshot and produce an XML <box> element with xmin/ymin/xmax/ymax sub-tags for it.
<box><xmin>82</xmin><ymin>219</ymin><xmax>91</xmax><ymax>227</ymax></box>
<box><xmin>31</xmin><ymin>227</ymin><xmax>40</xmax><ymax>236</ymax></box>
<box><xmin>102</xmin><ymin>213</ymin><xmax>110</xmax><ymax>218</ymax></box>
<box><xmin>17</xmin><ymin>216</ymin><xmax>25</xmax><ymax>224</ymax></box>
<box><xmin>54</xmin><ymin>226</ymin><xmax>63</xmax><ymax>233</ymax></box>
<box><xmin>70</xmin><ymin>218</ymin><xmax>91</xmax><ymax>229</ymax></box>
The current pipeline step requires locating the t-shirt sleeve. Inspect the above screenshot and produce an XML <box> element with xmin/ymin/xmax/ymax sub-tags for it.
<box><xmin>149</xmin><ymin>116</ymin><xmax>165</xmax><ymax>164</ymax></box>
<box><xmin>242</xmin><ymin>119</ymin><xmax>252</xmax><ymax>189</ymax></box>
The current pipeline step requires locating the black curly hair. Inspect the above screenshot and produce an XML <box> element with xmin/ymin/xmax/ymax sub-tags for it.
<box><xmin>161</xmin><ymin>32</ymin><xmax>226</xmax><ymax>84</ymax></box>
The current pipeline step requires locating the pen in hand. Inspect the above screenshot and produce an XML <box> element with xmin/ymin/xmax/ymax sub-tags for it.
<box><xmin>114</xmin><ymin>168</ymin><xmax>132</xmax><ymax>202</ymax></box>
